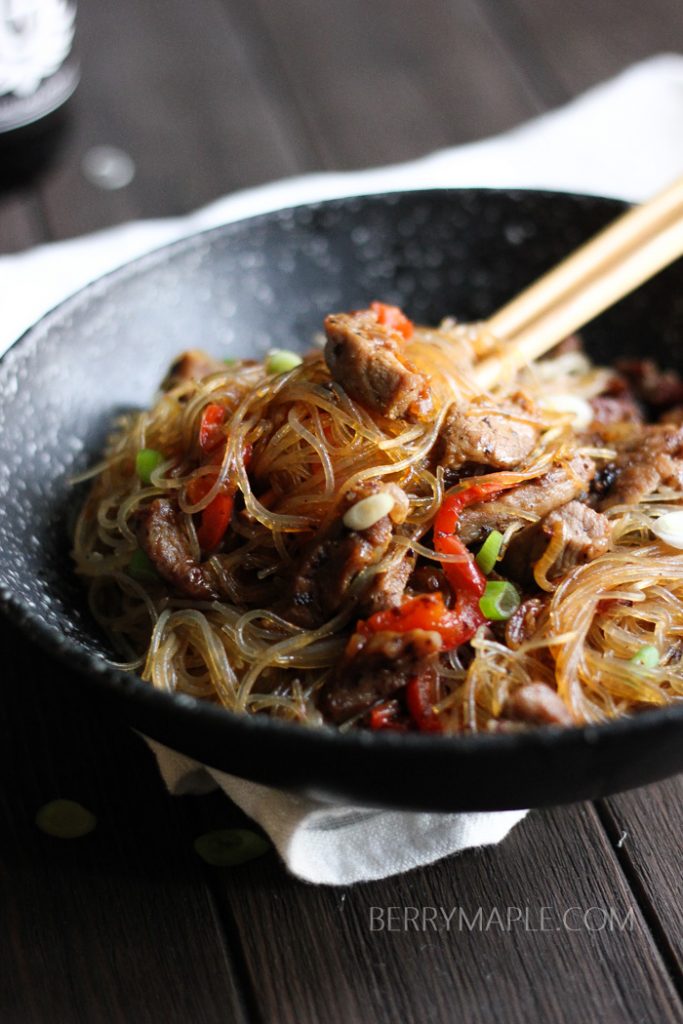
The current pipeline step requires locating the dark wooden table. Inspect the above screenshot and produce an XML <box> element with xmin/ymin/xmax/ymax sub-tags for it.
<box><xmin>2</xmin><ymin>2</ymin><xmax>683</xmax><ymax>1021</ymax></box>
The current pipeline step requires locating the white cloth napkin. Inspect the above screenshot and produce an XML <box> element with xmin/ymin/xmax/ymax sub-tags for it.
<box><xmin>4</xmin><ymin>54</ymin><xmax>683</xmax><ymax>884</ymax></box>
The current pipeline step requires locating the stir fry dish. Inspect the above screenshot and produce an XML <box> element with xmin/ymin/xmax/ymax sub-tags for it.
<box><xmin>72</xmin><ymin>302</ymin><xmax>683</xmax><ymax>733</ymax></box>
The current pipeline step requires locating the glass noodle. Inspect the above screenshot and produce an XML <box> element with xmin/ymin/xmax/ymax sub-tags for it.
<box><xmin>71</xmin><ymin>324</ymin><xmax>683</xmax><ymax>731</ymax></box>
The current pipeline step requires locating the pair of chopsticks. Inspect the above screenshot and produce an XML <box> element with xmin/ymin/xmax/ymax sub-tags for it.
<box><xmin>473</xmin><ymin>175</ymin><xmax>683</xmax><ymax>390</ymax></box>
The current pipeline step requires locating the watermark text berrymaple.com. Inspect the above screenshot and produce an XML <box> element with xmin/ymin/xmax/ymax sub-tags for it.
<box><xmin>369</xmin><ymin>905</ymin><xmax>635</xmax><ymax>933</ymax></box>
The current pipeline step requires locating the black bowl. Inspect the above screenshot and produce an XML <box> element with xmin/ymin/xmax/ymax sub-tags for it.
<box><xmin>1</xmin><ymin>188</ymin><xmax>682</xmax><ymax>812</ymax></box>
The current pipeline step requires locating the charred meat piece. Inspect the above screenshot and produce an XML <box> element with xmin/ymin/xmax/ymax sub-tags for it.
<box><xmin>616</xmin><ymin>358</ymin><xmax>683</xmax><ymax>410</ymax></box>
<box><xmin>501</xmin><ymin>683</ymin><xmax>574</xmax><ymax>727</ymax></box>
<box><xmin>588</xmin><ymin>372</ymin><xmax>643</xmax><ymax>427</ymax></box>
<box><xmin>599</xmin><ymin>424</ymin><xmax>683</xmax><ymax>509</ymax></box>
<box><xmin>660</xmin><ymin>406</ymin><xmax>683</xmax><ymax>426</ymax></box>
<box><xmin>589</xmin><ymin>393</ymin><xmax>642</xmax><ymax>426</ymax></box>
<box><xmin>407</xmin><ymin>565</ymin><xmax>453</xmax><ymax>603</ymax></box>
<box><xmin>358</xmin><ymin>556</ymin><xmax>414</xmax><ymax>617</ymax></box>
<box><xmin>457</xmin><ymin>455</ymin><xmax>596</xmax><ymax>545</ymax></box>
<box><xmin>503</xmin><ymin>500</ymin><xmax>611</xmax><ymax>585</ymax></box>
<box><xmin>284</xmin><ymin>516</ymin><xmax>392</xmax><ymax>628</ymax></box>
<box><xmin>436</xmin><ymin>396</ymin><xmax>539</xmax><ymax>472</ymax></box>
<box><xmin>162</xmin><ymin>349</ymin><xmax>226</xmax><ymax>391</ymax></box>
<box><xmin>324</xmin><ymin>310</ymin><xmax>432</xmax><ymax>420</ymax></box>
<box><xmin>284</xmin><ymin>482</ymin><xmax>410</xmax><ymax>627</ymax></box>
<box><xmin>137</xmin><ymin>498</ymin><xmax>218</xmax><ymax>601</ymax></box>
<box><xmin>505</xmin><ymin>597</ymin><xmax>548</xmax><ymax>649</ymax></box>
<box><xmin>318</xmin><ymin>629</ymin><xmax>442</xmax><ymax>724</ymax></box>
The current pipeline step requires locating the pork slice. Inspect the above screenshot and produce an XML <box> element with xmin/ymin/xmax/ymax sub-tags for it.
<box><xmin>503</xmin><ymin>500</ymin><xmax>611</xmax><ymax>584</ymax></box>
<box><xmin>437</xmin><ymin>397</ymin><xmax>539</xmax><ymax>472</ymax></box>
<box><xmin>318</xmin><ymin>629</ymin><xmax>442</xmax><ymax>724</ymax></box>
<box><xmin>284</xmin><ymin>515</ymin><xmax>393</xmax><ymax>628</ymax></box>
<box><xmin>616</xmin><ymin>358</ymin><xmax>683</xmax><ymax>410</ymax></box>
<box><xmin>408</xmin><ymin>565</ymin><xmax>453</xmax><ymax>602</ymax></box>
<box><xmin>599</xmin><ymin>423</ymin><xmax>683</xmax><ymax>509</ymax></box>
<box><xmin>660</xmin><ymin>406</ymin><xmax>683</xmax><ymax>426</ymax></box>
<box><xmin>457</xmin><ymin>454</ymin><xmax>596</xmax><ymax>545</ymax></box>
<box><xmin>324</xmin><ymin>310</ymin><xmax>432</xmax><ymax>420</ymax></box>
<box><xmin>505</xmin><ymin>597</ymin><xmax>548</xmax><ymax>650</ymax></box>
<box><xmin>358</xmin><ymin>556</ymin><xmax>414</xmax><ymax>617</ymax></box>
<box><xmin>501</xmin><ymin>683</ymin><xmax>573</xmax><ymax>727</ymax></box>
<box><xmin>162</xmin><ymin>349</ymin><xmax>225</xmax><ymax>390</ymax></box>
<box><xmin>284</xmin><ymin>481</ymin><xmax>410</xmax><ymax>627</ymax></box>
<box><xmin>138</xmin><ymin>498</ymin><xmax>218</xmax><ymax>600</ymax></box>
<box><xmin>589</xmin><ymin>394</ymin><xmax>642</xmax><ymax>427</ymax></box>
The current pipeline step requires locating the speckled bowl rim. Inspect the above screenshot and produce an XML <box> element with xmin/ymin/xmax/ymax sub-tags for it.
<box><xmin>1</xmin><ymin>186</ymin><xmax>682</xmax><ymax>768</ymax></box>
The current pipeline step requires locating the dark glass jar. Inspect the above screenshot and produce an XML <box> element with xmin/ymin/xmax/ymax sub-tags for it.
<box><xmin>0</xmin><ymin>0</ymin><xmax>79</xmax><ymax>187</ymax></box>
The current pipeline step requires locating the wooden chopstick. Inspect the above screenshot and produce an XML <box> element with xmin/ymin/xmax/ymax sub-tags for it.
<box><xmin>485</xmin><ymin>174</ymin><xmax>683</xmax><ymax>348</ymax></box>
<box><xmin>475</xmin><ymin>211</ymin><xmax>683</xmax><ymax>391</ymax></box>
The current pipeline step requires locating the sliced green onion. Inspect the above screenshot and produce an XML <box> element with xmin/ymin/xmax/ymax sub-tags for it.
<box><xmin>35</xmin><ymin>799</ymin><xmax>97</xmax><ymax>839</ymax></box>
<box><xmin>476</xmin><ymin>530</ymin><xmax>504</xmax><ymax>575</ymax></box>
<box><xmin>128</xmin><ymin>548</ymin><xmax>159</xmax><ymax>583</ymax></box>
<box><xmin>630</xmin><ymin>645</ymin><xmax>660</xmax><ymax>669</ymax></box>
<box><xmin>266</xmin><ymin>349</ymin><xmax>303</xmax><ymax>375</ymax></box>
<box><xmin>193</xmin><ymin>828</ymin><xmax>270</xmax><ymax>867</ymax></box>
<box><xmin>479</xmin><ymin>580</ymin><xmax>520</xmax><ymax>621</ymax></box>
<box><xmin>135</xmin><ymin>447</ymin><xmax>163</xmax><ymax>484</ymax></box>
<box><xmin>223</xmin><ymin>356</ymin><xmax>237</xmax><ymax>366</ymax></box>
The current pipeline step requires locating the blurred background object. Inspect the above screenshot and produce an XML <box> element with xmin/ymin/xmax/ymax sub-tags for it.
<box><xmin>0</xmin><ymin>0</ymin><xmax>78</xmax><ymax>187</ymax></box>
<box><xmin>4</xmin><ymin>0</ymin><xmax>683</xmax><ymax>241</ymax></box>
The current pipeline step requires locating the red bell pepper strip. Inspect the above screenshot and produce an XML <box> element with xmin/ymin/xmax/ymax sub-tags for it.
<box><xmin>368</xmin><ymin>699</ymin><xmax>410</xmax><ymax>732</ymax></box>
<box><xmin>186</xmin><ymin>446</ymin><xmax>252</xmax><ymax>553</ymax></box>
<box><xmin>356</xmin><ymin>592</ymin><xmax>480</xmax><ymax>652</ymax></box>
<box><xmin>357</xmin><ymin>481</ymin><xmax>522</xmax><ymax>655</ymax></box>
<box><xmin>433</xmin><ymin>479</ymin><xmax>517</xmax><ymax>597</ymax></box>
<box><xmin>363</xmin><ymin>478</ymin><xmax>527</xmax><ymax>732</ymax></box>
<box><xmin>186</xmin><ymin>473</ymin><xmax>217</xmax><ymax>505</ymax></box>
<box><xmin>199</xmin><ymin>403</ymin><xmax>226</xmax><ymax>453</ymax></box>
<box><xmin>186</xmin><ymin>473</ymin><xmax>233</xmax><ymax>552</ymax></box>
<box><xmin>370</xmin><ymin>300</ymin><xmax>414</xmax><ymax>340</ymax></box>
<box><xmin>405</xmin><ymin>673</ymin><xmax>443</xmax><ymax>733</ymax></box>
<box><xmin>197</xmin><ymin>492</ymin><xmax>234</xmax><ymax>552</ymax></box>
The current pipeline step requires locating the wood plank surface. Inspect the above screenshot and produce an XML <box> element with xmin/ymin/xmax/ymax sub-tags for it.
<box><xmin>600</xmin><ymin>779</ymin><xmax>683</xmax><ymax>983</ymax></box>
<box><xmin>491</xmin><ymin>0</ymin><xmax>683</xmax><ymax>100</ymax></box>
<box><xmin>1</xmin><ymin>0</ymin><xmax>682</xmax><ymax>1021</ymax></box>
<box><xmin>205</xmin><ymin>798</ymin><xmax>681</xmax><ymax>1024</ymax></box>
<box><xmin>230</xmin><ymin>0</ymin><xmax>541</xmax><ymax>169</ymax></box>
<box><xmin>38</xmin><ymin>0</ymin><xmax>307</xmax><ymax>240</ymax></box>
<box><xmin>0</xmin><ymin>621</ymin><xmax>249</xmax><ymax>1024</ymax></box>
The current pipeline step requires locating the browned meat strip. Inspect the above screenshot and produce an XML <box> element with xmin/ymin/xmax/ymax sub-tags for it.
<box><xmin>599</xmin><ymin>424</ymin><xmax>683</xmax><ymax>509</ymax></box>
<box><xmin>437</xmin><ymin>395</ymin><xmax>539</xmax><ymax>472</ymax></box>
<box><xmin>503</xmin><ymin>500</ymin><xmax>611</xmax><ymax>585</ymax></box>
<box><xmin>318</xmin><ymin>629</ymin><xmax>442</xmax><ymax>724</ymax></box>
<box><xmin>617</xmin><ymin>358</ymin><xmax>683</xmax><ymax>409</ymax></box>
<box><xmin>324</xmin><ymin>310</ymin><xmax>432</xmax><ymax>420</ymax></box>
<box><xmin>660</xmin><ymin>406</ymin><xmax>683</xmax><ymax>426</ymax></box>
<box><xmin>408</xmin><ymin>565</ymin><xmax>453</xmax><ymax>603</ymax></box>
<box><xmin>138</xmin><ymin>498</ymin><xmax>218</xmax><ymax>600</ymax></box>
<box><xmin>284</xmin><ymin>481</ymin><xmax>410</xmax><ymax>627</ymax></box>
<box><xmin>358</xmin><ymin>556</ymin><xmax>414</xmax><ymax>617</ymax></box>
<box><xmin>284</xmin><ymin>515</ymin><xmax>393</xmax><ymax>628</ymax></box>
<box><xmin>501</xmin><ymin>683</ymin><xmax>573</xmax><ymax>727</ymax></box>
<box><xmin>457</xmin><ymin>455</ymin><xmax>596</xmax><ymax>545</ymax></box>
<box><xmin>589</xmin><ymin>394</ymin><xmax>642</xmax><ymax>426</ymax></box>
<box><xmin>505</xmin><ymin>597</ymin><xmax>547</xmax><ymax>649</ymax></box>
<box><xmin>162</xmin><ymin>349</ymin><xmax>225</xmax><ymax>390</ymax></box>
